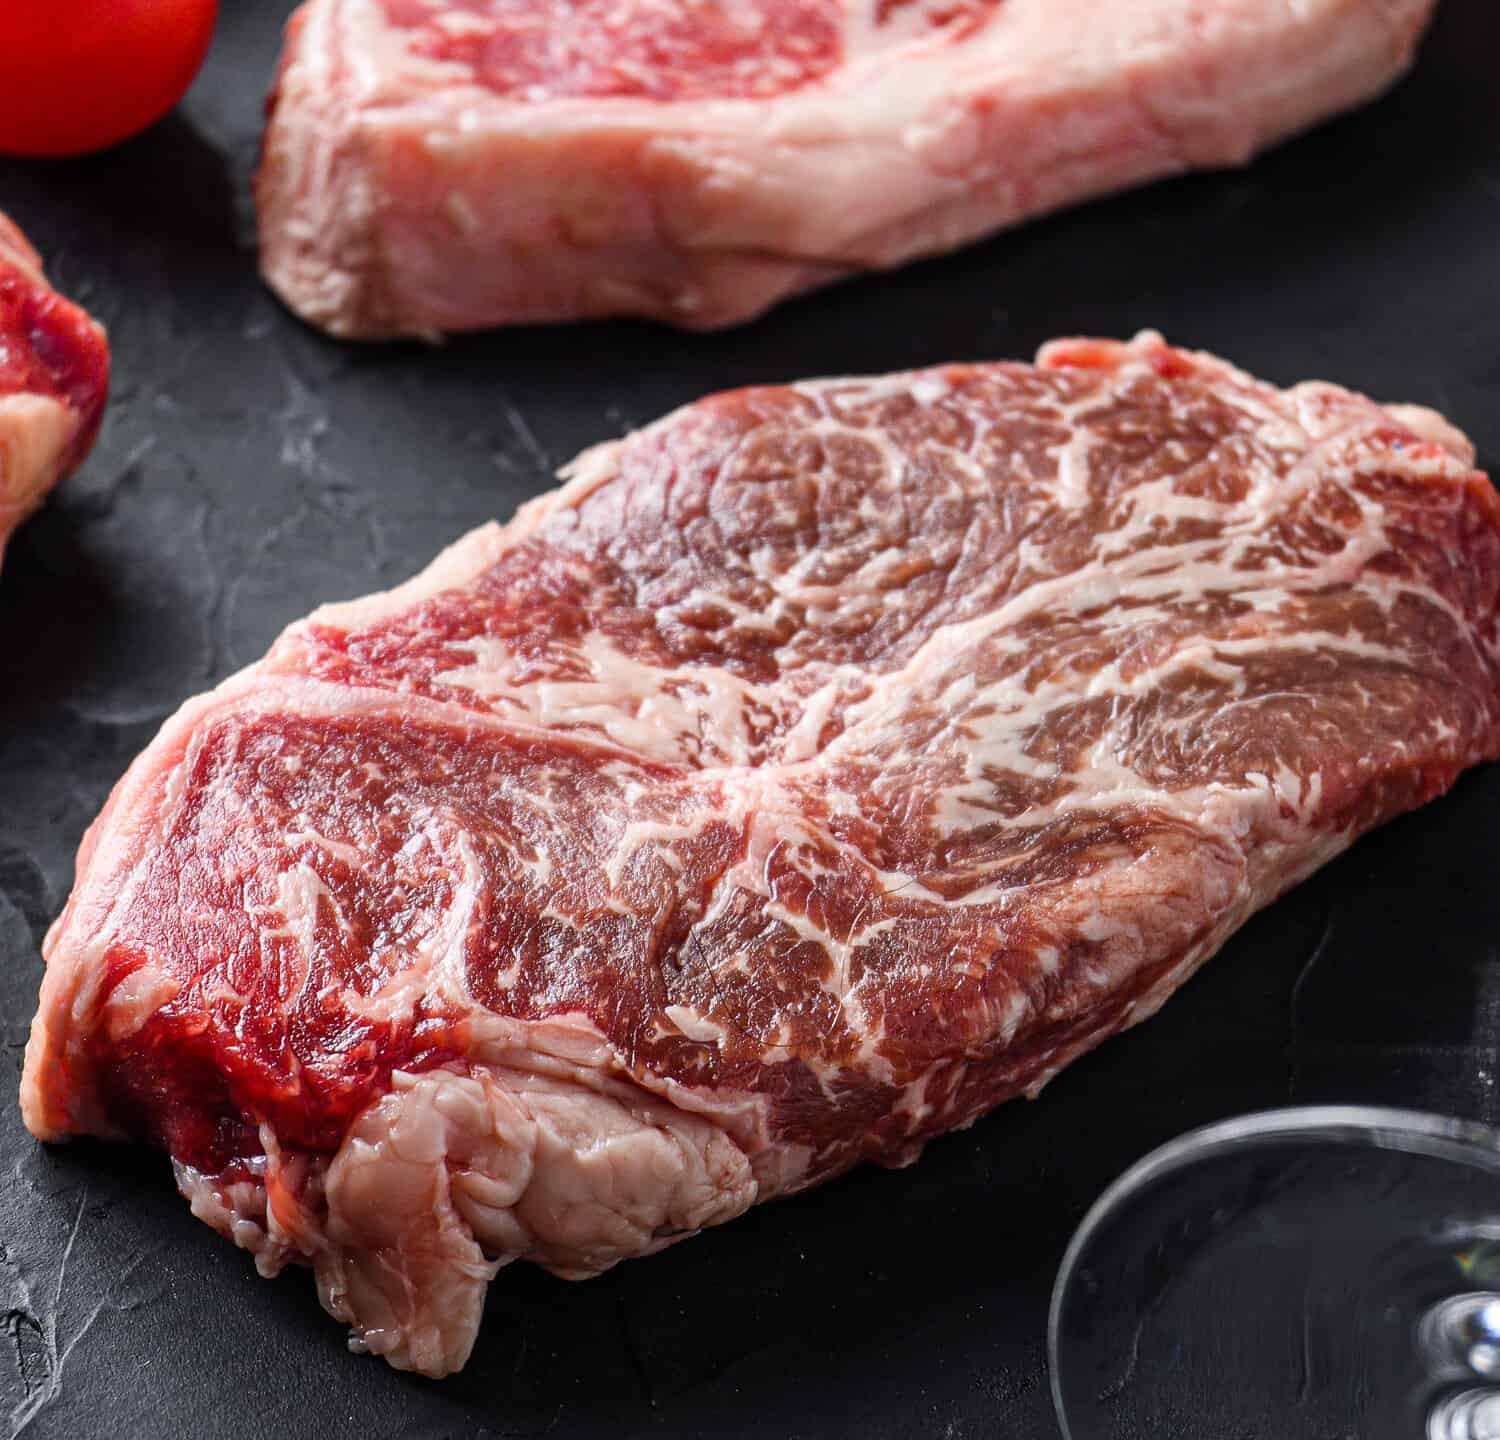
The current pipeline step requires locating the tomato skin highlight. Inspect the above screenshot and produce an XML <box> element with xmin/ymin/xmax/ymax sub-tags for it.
<box><xmin>0</xmin><ymin>1</ymin><xmax>220</xmax><ymax>158</ymax></box>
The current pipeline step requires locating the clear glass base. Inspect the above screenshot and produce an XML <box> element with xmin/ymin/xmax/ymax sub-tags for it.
<box><xmin>1049</xmin><ymin>1108</ymin><xmax>1500</xmax><ymax>1440</ymax></box>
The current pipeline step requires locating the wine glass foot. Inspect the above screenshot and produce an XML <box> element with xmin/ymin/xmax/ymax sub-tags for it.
<box><xmin>1427</xmin><ymin>1387</ymin><xmax>1500</xmax><ymax>1440</ymax></box>
<box><xmin>1049</xmin><ymin>1107</ymin><xmax>1500</xmax><ymax>1440</ymax></box>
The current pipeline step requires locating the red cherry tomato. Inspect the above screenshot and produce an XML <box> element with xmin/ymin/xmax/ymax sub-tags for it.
<box><xmin>0</xmin><ymin>1</ymin><xmax>219</xmax><ymax>158</ymax></box>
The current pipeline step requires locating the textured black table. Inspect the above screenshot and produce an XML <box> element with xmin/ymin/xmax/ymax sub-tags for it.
<box><xmin>1</xmin><ymin>4</ymin><xmax>1498</xmax><ymax>1436</ymax></box>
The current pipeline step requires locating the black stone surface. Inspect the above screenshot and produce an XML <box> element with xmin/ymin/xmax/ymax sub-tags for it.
<box><xmin>1</xmin><ymin>3</ymin><xmax>1498</xmax><ymax>1436</ymax></box>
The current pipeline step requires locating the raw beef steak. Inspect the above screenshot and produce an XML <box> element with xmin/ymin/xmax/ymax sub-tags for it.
<box><xmin>0</xmin><ymin>211</ymin><xmax>108</xmax><ymax>567</ymax></box>
<box><xmin>257</xmin><ymin>0</ymin><xmax>1437</xmax><ymax>339</ymax></box>
<box><xmin>23</xmin><ymin>333</ymin><xmax>1500</xmax><ymax>1376</ymax></box>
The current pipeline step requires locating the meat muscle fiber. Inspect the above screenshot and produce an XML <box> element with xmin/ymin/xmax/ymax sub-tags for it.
<box><xmin>23</xmin><ymin>333</ymin><xmax>1500</xmax><ymax>1375</ymax></box>
<box><xmin>0</xmin><ymin>211</ymin><xmax>109</xmax><ymax>568</ymax></box>
<box><xmin>256</xmin><ymin>0</ymin><xmax>1437</xmax><ymax>339</ymax></box>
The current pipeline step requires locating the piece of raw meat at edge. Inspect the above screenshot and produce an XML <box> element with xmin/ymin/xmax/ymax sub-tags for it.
<box><xmin>22</xmin><ymin>333</ymin><xmax>1500</xmax><ymax>1378</ymax></box>
<box><xmin>0</xmin><ymin>211</ymin><xmax>109</xmax><ymax>565</ymax></box>
<box><xmin>256</xmin><ymin>0</ymin><xmax>1437</xmax><ymax>339</ymax></box>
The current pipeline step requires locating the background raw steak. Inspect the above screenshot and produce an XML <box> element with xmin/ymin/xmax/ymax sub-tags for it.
<box><xmin>24</xmin><ymin>332</ymin><xmax>1500</xmax><ymax>1376</ymax></box>
<box><xmin>0</xmin><ymin>212</ymin><xmax>108</xmax><ymax>568</ymax></box>
<box><xmin>257</xmin><ymin>0</ymin><xmax>1437</xmax><ymax>338</ymax></box>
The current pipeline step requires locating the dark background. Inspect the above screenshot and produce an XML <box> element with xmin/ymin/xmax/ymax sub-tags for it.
<box><xmin>1</xmin><ymin>2</ymin><xmax>1498</xmax><ymax>1435</ymax></box>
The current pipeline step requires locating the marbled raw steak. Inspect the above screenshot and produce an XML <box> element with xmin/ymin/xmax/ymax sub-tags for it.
<box><xmin>24</xmin><ymin>333</ymin><xmax>1500</xmax><ymax>1375</ymax></box>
